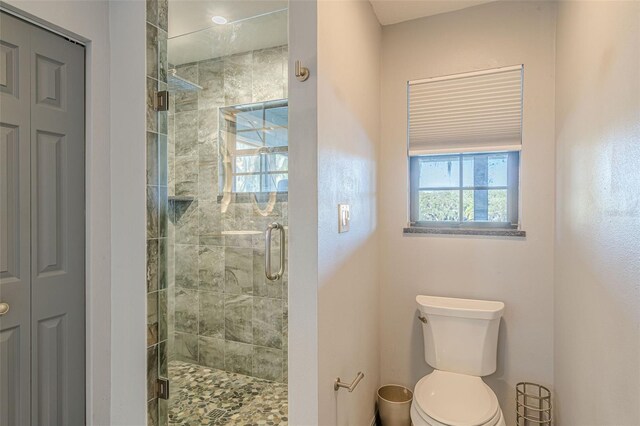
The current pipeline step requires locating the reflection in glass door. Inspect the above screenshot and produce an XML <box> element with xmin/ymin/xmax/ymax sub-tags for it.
<box><xmin>220</xmin><ymin>100</ymin><xmax>289</xmax><ymax>194</ymax></box>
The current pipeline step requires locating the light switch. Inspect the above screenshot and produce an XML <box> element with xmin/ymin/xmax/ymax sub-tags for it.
<box><xmin>338</xmin><ymin>204</ymin><xmax>350</xmax><ymax>233</ymax></box>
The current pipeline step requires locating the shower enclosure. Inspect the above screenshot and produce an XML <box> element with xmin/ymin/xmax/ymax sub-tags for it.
<box><xmin>146</xmin><ymin>3</ymin><xmax>289</xmax><ymax>424</ymax></box>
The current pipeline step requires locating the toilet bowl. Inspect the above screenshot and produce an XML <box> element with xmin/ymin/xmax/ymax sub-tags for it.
<box><xmin>410</xmin><ymin>370</ymin><xmax>505</xmax><ymax>426</ymax></box>
<box><xmin>412</xmin><ymin>296</ymin><xmax>505</xmax><ymax>426</ymax></box>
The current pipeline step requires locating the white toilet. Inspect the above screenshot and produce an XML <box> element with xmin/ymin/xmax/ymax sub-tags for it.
<box><xmin>411</xmin><ymin>296</ymin><xmax>506</xmax><ymax>426</ymax></box>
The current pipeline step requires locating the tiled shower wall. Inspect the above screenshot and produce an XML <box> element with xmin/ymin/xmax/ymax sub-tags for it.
<box><xmin>167</xmin><ymin>46</ymin><xmax>289</xmax><ymax>383</ymax></box>
<box><xmin>146</xmin><ymin>0</ymin><xmax>169</xmax><ymax>424</ymax></box>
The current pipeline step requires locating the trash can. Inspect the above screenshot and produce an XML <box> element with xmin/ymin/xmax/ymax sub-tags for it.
<box><xmin>377</xmin><ymin>384</ymin><xmax>413</xmax><ymax>426</ymax></box>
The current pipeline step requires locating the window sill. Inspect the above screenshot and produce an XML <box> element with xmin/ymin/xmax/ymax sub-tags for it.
<box><xmin>403</xmin><ymin>226</ymin><xmax>526</xmax><ymax>237</ymax></box>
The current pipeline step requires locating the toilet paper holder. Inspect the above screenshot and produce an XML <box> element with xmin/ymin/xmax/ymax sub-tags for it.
<box><xmin>334</xmin><ymin>372</ymin><xmax>365</xmax><ymax>392</ymax></box>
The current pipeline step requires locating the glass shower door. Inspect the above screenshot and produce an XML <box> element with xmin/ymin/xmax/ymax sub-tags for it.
<box><xmin>163</xmin><ymin>7</ymin><xmax>289</xmax><ymax>425</ymax></box>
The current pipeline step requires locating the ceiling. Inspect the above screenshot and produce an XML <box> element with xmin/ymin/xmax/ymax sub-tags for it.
<box><xmin>370</xmin><ymin>0</ymin><xmax>497</xmax><ymax>26</ymax></box>
<box><xmin>168</xmin><ymin>9</ymin><xmax>287</xmax><ymax>65</ymax></box>
<box><xmin>168</xmin><ymin>0</ymin><xmax>286</xmax><ymax>38</ymax></box>
<box><xmin>166</xmin><ymin>0</ymin><xmax>497</xmax><ymax>64</ymax></box>
<box><xmin>167</xmin><ymin>0</ymin><xmax>288</xmax><ymax>65</ymax></box>
<box><xmin>168</xmin><ymin>0</ymin><xmax>498</xmax><ymax>39</ymax></box>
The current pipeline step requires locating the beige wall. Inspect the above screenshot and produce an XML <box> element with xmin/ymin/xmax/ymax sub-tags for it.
<box><xmin>554</xmin><ymin>1</ymin><xmax>640</xmax><ymax>424</ymax></box>
<box><xmin>378</xmin><ymin>2</ymin><xmax>556</xmax><ymax>424</ymax></box>
<box><xmin>317</xmin><ymin>0</ymin><xmax>381</xmax><ymax>424</ymax></box>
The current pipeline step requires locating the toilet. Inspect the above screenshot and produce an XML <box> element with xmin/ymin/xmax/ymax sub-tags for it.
<box><xmin>411</xmin><ymin>296</ymin><xmax>506</xmax><ymax>426</ymax></box>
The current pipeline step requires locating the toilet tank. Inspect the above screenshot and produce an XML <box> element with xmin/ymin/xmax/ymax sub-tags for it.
<box><xmin>416</xmin><ymin>295</ymin><xmax>504</xmax><ymax>376</ymax></box>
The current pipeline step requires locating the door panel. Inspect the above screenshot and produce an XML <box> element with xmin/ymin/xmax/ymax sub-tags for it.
<box><xmin>37</xmin><ymin>315</ymin><xmax>65</xmax><ymax>425</ymax></box>
<box><xmin>35</xmin><ymin>54</ymin><xmax>65</xmax><ymax>109</ymax></box>
<box><xmin>0</xmin><ymin>326</ymin><xmax>23</xmax><ymax>426</ymax></box>
<box><xmin>29</xmin><ymin>23</ymin><xmax>85</xmax><ymax>426</ymax></box>
<box><xmin>0</xmin><ymin>40</ymin><xmax>19</xmax><ymax>97</ymax></box>
<box><xmin>0</xmin><ymin>12</ymin><xmax>32</xmax><ymax>426</ymax></box>
<box><xmin>0</xmin><ymin>124</ymin><xmax>20</xmax><ymax>279</ymax></box>
<box><xmin>34</xmin><ymin>130</ymin><xmax>66</xmax><ymax>276</ymax></box>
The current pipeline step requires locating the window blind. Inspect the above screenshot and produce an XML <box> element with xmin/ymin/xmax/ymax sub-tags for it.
<box><xmin>408</xmin><ymin>65</ymin><xmax>523</xmax><ymax>156</ymax></box>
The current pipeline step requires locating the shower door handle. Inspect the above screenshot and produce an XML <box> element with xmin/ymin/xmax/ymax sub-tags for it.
<box><xmin>265</xmin><ymin>222</ymin><xmax>285</xmax><ymax>281</ymax></box>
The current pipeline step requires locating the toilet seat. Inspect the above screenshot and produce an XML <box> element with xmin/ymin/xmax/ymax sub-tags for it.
<box><xmin>411</xmin><ymin>370</ymin><xmax>501</xmax><ymax>426</ymax></box>
<box><xmin>411</xmin><ymin>403</ymin><xmax>504</xmax><ymax>426</ymax></box>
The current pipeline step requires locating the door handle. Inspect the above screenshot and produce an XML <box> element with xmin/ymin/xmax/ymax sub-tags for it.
<box><xmin>265</xmin><ymin>222</ymin><xmax>285</xmax><ymax>281</ymax></box>
<box><xmin>0</xmin><ymin>302</ymin><xmax>9</xmax><ymax>316</ymax></box>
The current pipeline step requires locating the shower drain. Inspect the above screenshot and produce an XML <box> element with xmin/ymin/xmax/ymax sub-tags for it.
<box><xmin>207</xmin><ymin>408</ymin><xmax>227</xmax><ymax>421</ymax></box>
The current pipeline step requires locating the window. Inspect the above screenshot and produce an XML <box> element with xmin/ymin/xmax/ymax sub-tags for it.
<box><xmin>219</xmin><ymin>100</ymin><xmax>288</xmax><ymax>193</ymax></box>
<box><xmin>410</xmin><ymin>152</ymin><xmax>519</xmax><ymax>226</ymax></box>
<box><xmin>407</xmin><ymin>66</ymin><xmax>523</xmax><ymax>228</ymax></box>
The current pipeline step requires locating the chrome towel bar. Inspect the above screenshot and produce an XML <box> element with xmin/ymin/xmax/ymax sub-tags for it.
<box><xmin>334</xmin><ymin>372</ymin><xmax>365</xmax><ymax>392</ymax></box>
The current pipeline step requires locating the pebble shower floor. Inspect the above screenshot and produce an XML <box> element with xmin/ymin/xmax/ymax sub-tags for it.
<box><xmin>168</xmin><ymin>361</ymin><xmax>288</xmax><ymax>425</ymax></box>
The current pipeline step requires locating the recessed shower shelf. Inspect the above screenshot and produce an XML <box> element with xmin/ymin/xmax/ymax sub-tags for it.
<box><xmin>168</xmin><ymin>196</ymin><xmax>196</xmax><ymax>223</ymax></box>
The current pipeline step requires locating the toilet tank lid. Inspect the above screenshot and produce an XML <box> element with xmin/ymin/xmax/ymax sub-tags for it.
<box><xmin>416</xmin><ymin>295</ymin><xmax>504</xmax><ymax>320</ymax></box>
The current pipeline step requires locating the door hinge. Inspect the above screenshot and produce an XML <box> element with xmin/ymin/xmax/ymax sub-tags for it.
<box><xmin>155</xmin><ymin>90</ymin><xmax>169</xmax><ymax>112</ymax></box>
<box><xmin>157</xmin><ymin>377</ymin><xmax>170</xmax><ymax>400</ymax></box>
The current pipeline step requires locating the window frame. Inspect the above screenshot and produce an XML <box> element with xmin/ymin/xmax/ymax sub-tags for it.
<box><xmin>409</xmin><ymin>151</ymin><xmax>520</xmax><ymax>228</ymax></box>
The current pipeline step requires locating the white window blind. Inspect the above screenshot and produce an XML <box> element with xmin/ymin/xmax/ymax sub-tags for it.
<box><xmin>408</xmin><ymin>65</ymin><xmax>523</xmax><ymax>156</ymax></box>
